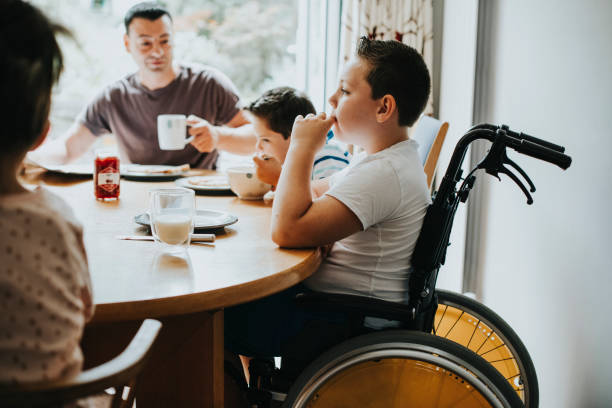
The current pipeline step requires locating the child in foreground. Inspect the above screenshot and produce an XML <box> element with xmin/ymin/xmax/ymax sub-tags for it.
<box><xmin>224</xmin><ymin>37</ymin><xmax>432</xmax><ymax>398</ymax></box>
<box><xmin>0</xmin><ymin>0</ymin><xmax>94</xmax><ymax>389</ymax></box>
<box><xmin>247</xmin><ymin>86</ymin><xmax>350</xmax><ymax>189</ymax></box>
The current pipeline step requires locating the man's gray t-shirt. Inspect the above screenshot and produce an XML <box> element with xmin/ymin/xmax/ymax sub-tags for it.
<box><xmin>78</xmin><ymin>64</ymin><xmax>241</xmax><ymax>169</ymax></box>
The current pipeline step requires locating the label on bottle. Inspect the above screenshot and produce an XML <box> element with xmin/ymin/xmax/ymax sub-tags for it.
<box><xmin>97</xmin><ymin>167</ymin><xmax>120</xmax><ymax>192</ymax></box>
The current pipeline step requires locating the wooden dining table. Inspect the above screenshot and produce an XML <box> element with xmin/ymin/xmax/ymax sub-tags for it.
<box><xmin>22</xmin><ymin>169</ymin><xmax>322</xmax><ymax>407</ymax></box>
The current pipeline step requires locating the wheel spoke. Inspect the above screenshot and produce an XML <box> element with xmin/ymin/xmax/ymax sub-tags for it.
<box><xmin>505</xmin><ymin>373</ymin><xmax>524</xmax><ymax>387</ymax></box>
<box><xmin>489</xmin><ymin>356</ymin><xmax>516</xmax><ymax>364</ymax></box>
<box><xmin>474</xmin><ymin>327</ymin><xmax>496</xmax><ymax>354</ymax></box>
<box><xmin>466</xmin><ymin>318</ymin><xmax>480</xmax><ymax>348</ymax></box>
<box><xmin>443</xmin><ymin>310</ymin><xmax>465</xmax><ymax>339</ymax></box>
<box><xmin>435</xmin><ymin>304</ymin><xmax>449</xmax><ymax>333</ymax></box>
<box><xmin>479</xmin><ymin>342</ymin><xmax>505</xmax><ymax>357</ymax></box>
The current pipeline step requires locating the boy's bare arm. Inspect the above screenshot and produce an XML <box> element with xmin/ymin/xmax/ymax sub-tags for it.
<box><xmin>311</xmin><ymin>178</ymin><xmax>330</xmax><ymax>199</ymax></box>
<box><xmin>271</xmin><ymin>113</ymin><xmax>362</xmax><ymax>247</ymax></box>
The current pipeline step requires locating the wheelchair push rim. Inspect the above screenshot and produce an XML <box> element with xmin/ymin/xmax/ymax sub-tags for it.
<box><xmin>284</xmin><ymin>330</ymin><xmax>523</xmax><ymax>408</ymax></box>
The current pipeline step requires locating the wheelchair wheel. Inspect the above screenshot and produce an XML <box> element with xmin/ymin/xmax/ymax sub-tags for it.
<box><xmin>283</xmin><ymin>330</ymin><xmax>522</xmax><ymax>408</ymax></box>
<box><xmin>434</xmin><ymin>289</ymin><xmax>538</xmax><ymax>407</ymax></box>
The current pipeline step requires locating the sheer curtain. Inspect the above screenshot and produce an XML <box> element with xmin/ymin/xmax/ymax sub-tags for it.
<box><xmin>339</xmin><ymin>0</ymin><xmax>434</xmax><ymax>115</ymax></box>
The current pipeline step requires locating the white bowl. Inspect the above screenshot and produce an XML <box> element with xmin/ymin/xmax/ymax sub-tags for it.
<box><xmin>226</xmin><ymin>166</ymin><xmax>272</xmax><ymax>200</ymax></box>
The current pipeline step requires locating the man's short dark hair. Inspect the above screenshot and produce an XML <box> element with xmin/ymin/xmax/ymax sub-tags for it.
<box><xmin>357</xmin><ymin>37</ymin><xmax>431</xmax><ymax>127</ymax></box>
<box><xmin>0</xmin><ymin>0</ymin><xmax>68</xmax><ymax>154</ymax></box>
<box><xmin>124</xmin><ymin>2</ymin><xmax>172</xmax><ymax>33</ymax></box>
<box><xmin>246</xmin><ymin>87</ymin><xmax>316</xmax><ymax>140</ymax></box>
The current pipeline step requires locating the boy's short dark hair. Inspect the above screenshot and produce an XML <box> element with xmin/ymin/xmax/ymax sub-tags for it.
<box><xmin>0</xmin><ymin>0</ymin><xmax>68</xmax><ymax>155</ymax></box>
<box><xmin>124</xmin><ymin>2</ymin><xmax>172</xmax><ymax>33</ymax></box>
<box><xmin>357</xmin><ymin>37</ymin><xmax>431</xmax><ymax>127</ymax></box>
<box><xmin>246</xmin><ymin>87</ymin><xmax>316</xmax><ymax>140</ymax></box>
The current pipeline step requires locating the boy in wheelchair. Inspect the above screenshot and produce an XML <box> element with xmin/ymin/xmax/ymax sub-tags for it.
<box><xmin>224</xmin><ymin>37</ymin><xmax>432</xmax><ymax>404</ymax></box>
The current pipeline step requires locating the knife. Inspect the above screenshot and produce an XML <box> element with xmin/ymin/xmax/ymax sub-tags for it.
<box><xmin>116</xmin><ymin>233</ymin><xmax>215</xmax><ymax>242</ymax></box>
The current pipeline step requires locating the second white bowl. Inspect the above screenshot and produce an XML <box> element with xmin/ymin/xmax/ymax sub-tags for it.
<box><xmin>226</xmin><ymin>166</ymin><xmax>272</xmax><ymax>200</ymax></box>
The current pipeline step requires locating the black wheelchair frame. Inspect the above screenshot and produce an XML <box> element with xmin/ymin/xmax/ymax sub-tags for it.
<box><xmin>247</xmin><ymin>124</ymin><xmax>572</xmax><ymax>408</ymax></box>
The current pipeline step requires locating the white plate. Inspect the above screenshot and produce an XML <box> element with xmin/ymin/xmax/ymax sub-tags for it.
<box><xmin>175</xmin><ymin>175</ymin><xmax>231</xmax><ymax>191</ymax></box>
<box><xmin>122</xmin><ymin>164</ymin><xmax>188</xmax><ymax>180</ymax></box>
<box><xmin>41</xmin><ymin>164</ymin><xmax>188</xmax><ymax>179</ymax></box>
<box><xmin>43</xmin><ymin>163</ymin><xmax>92</xmax><ymax>175</ymax></box>
<box><xmin>134</xmin><ymin>209</ymin><xmax>238</xmax><ymax>230</ymax></box>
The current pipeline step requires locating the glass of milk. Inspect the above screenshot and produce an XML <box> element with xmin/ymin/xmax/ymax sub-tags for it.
<box><xmin>149</xmin><ymin>187</ymin><xmax>195</xmax><ymax>251</ymax></box>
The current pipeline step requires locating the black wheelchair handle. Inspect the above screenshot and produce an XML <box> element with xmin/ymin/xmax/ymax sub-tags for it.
<box><xmin>470</xmin><ymin>123</ymin><xmax>566</xmax><ymax>153</ymax></box>
<box><xmin>513</xmin><ymin>139</ymin><xmax>572</xmax><ymax>170</ymax></box>
<box><xmin>517</xmin><ymin>131</ymin><xmax>565</xmax><ymax>153</ymax></box>
<box><xmin>501</xmin><ymin>124</ymin><xmax>566</xmax><ymax>153</ymax></box>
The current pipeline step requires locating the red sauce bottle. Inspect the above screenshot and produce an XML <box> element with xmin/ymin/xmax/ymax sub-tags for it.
<box><xmin>94</xmin><ymin>151</ymin><xmax>120</xmax><ymax>200</ymax></box>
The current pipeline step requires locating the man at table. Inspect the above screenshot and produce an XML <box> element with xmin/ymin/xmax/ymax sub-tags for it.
<box><xmin>33</xmin><ymin>1</ymin><xmax>255</xmax><ymax>168</ymax></box>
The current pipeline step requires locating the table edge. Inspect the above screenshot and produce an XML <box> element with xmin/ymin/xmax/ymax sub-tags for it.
<box><xmin>90</xmin><ymin>247</ymin><xmax>323</xmax><ymax>322</ymax></box>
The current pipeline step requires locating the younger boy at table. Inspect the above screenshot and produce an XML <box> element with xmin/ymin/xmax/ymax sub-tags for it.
<box><xmin>224</xmin><ymin>37</ymin><xmax>432</xmax><ymax>390</ymax></box>
<box><xmin>0</xmin><ymin>0</ymin><xmax>94</xmax><ymax>387</ymax></box>
<box><xmin>247</xmin><ymin>87</ymin><xmax>350</xmax><ymax>188</ymax></box>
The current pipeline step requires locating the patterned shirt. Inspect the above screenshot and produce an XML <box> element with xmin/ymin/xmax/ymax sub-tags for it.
<box><xmin>0</xmin><ymin>188</ymin><xmax>92</xmax><ymax>385</ymax></box>
<box><xmin>312</xmin><ymin>132</ymin><xmax>351</xmax><ymax>179</ymax></box>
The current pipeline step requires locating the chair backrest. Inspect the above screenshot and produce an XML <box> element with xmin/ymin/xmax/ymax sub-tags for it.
<box><xmin>0</xmin><ymin>319</ymin><xmax>162</xmax><ymax>408</ymax></box>
<box><xmin>412</xmin><ymin>115</ymin><xmax>449</xmax><ymax>189</ymax></box>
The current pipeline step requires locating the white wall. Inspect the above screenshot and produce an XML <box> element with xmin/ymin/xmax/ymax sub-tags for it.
<box><xmin>476</xmin><ymin>1</ymin><xmax>612</xmax><ymax>406</ymax></box>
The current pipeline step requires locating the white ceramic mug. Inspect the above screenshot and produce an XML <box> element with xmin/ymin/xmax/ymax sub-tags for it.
<box><xmin>157</xmin><ymin>114</ymin><xmax>194</xmax><ymax>150</ymax></box>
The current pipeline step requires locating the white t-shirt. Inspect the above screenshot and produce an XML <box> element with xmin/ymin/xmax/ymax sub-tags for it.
<box><xmin>305</xmin><ymin>139</ymin><xmax>431</xmax><ymax>304</ymax></box>
<box><xmin>0</xmin><ymin>188</ymin><xmax>93</xmax><ymax>385</ymax></box>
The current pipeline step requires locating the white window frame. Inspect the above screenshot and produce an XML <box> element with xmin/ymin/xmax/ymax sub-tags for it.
<box><xmin>296</xmin><ymin>0</ymin><xmax>343</xmax><ymax>112</ymax></box>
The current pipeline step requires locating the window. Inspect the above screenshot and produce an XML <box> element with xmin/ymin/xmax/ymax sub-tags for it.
<box><xmin>30</xmin><ymin>0</ymin><xmax>342</xmax><ymax>168</ymax></box>
<box><xmin>31</xmin><ymin>0</ymin><xmax>299</xmax><ymax>139</ymax></box>
<box><xmin>296</xmin><ymin>0</ymin><xmax>342</xmax><ymax>112</ymax></box>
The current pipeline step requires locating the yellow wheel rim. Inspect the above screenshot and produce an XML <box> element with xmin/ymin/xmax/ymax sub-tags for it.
<box><xmin>434</xmin><ymin>304</ymin><xmax>524</xmax><ymax>401</ymax></box>
<box><xmin>305</xmin><ymin>358</ymin><xmax>493</xmax><ymax>408</ymax></box>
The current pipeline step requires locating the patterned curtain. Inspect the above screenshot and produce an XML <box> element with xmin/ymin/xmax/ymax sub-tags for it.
<box><xmin>340</xmin><ymin>0</ymin><xmax>434</xmax><ymax>115</ymax></box>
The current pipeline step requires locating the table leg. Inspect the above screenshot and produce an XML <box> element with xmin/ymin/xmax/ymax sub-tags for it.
<box><xmin>82</xmin><ymin>310</ymin><xmax>224</xmax><ymax>408</ymax></box>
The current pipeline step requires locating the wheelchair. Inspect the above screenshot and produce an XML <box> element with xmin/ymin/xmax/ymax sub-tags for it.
<box><xmin>243</xmin><ymin>124</ymin><xmax>572</xmax><ymax>408</ymax></box>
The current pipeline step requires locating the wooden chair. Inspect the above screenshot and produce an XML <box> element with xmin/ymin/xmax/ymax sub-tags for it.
<box><xmin>0</xmin><ymin>319</ymin><xmax>162</xmax><ymax>408</ymax></box>
<box><xmin>412</xmin><ymin>115</ymin><xmax>449</xmax><ymax>189</ymax></box>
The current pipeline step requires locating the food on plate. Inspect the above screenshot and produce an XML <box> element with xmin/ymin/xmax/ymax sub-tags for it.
<box><xmin>187</xmin><ymin>176</ymin><xmax>229</xmax><ymax>187</ymax></box>
<box><xmin>125</xmin><ymin>163</ymin><xmax>190</xmax><ymax>174</ymax></box>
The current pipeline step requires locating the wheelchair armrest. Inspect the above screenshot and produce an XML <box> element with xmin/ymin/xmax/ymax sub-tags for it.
<box><xmin>295</xmin><ymin>292</ymin><xmax>414</xmax><ymax>323</ymax></box>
